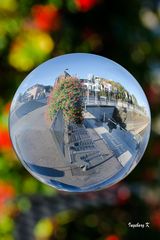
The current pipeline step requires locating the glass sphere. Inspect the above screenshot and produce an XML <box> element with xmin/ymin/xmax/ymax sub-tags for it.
<box><xmin>9</xmin><ymin>53</ymin><xmax>151</xmax><ymax>192</ymax></box>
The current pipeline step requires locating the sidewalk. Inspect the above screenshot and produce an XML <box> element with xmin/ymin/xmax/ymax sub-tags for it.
<box><xmin>10</xmin><ymin>105</ymin><xmax>123</xmax><ymax>189</ymax></box>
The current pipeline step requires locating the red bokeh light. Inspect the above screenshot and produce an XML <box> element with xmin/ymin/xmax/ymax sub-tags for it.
<box><xmin>4</xmin><ymin>102</ymin><xmax>11</xmax><ymax>114</ymax></box>
<box><xmin>117</xmin><ymin>185</ymin><xmax>131</xmax><ymax>204</ymax></box>
<box><xmin>151</xmin><ymin>210</ymin><xmax>160</xmax><ymax>229</ymax></box>
<box><xmin>105</xmin><ymin>234</ymin><xmax>120</xmax><ymax>240</ymax></box>
<box><xmin>0</xmin><ymin>181</ymin><xmax>15</xmax><ymax>205</ymax></box>
<box><xmin>145</xmin><ymin>85</ymin><xmax>160</xmax><ymax>106</ymax></box>
<box><xmin>0</xmin><ymin>129</ymin><xmax>12</xmax><ymax>151</ymax></box>
<box><xmin>75</xmin><ymin>0</ymin><xmax>98</xmax><ymax>12</ymax></box>
<box><xmin>0</xmin><ymin>181</ymin><xmax>15</xmax><ymax>215</ymax></box>
<box><xmin>32</xmin><ymin>4</ymin><xmax>60</xmax><ymax>31</ymax></box>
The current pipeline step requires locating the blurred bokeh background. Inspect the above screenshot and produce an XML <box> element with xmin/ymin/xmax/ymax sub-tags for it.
<box><xmin>0</xmin><ymin>0</ymin><xmax>160</xmax><ymax>239</ymax></box>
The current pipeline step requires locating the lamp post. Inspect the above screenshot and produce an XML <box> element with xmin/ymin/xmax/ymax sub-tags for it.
<box><xmin>64</xmin><ymin>68</ymin><xmax>70</xmax><ymax>78</ymax></box>
<box><xmin>87</xmin><ymin>81</ymin><xmax>89</xmax><ymax>104</ymax></box>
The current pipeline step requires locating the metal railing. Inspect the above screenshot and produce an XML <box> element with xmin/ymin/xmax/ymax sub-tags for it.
<box><xmin>83</xmin><ymin>96</ymin><xmax>146</xmax><ymax>116</ymax></box>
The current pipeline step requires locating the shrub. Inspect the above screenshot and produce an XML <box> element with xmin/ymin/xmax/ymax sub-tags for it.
<box><xmin>48</xmin><ymin>75</ymin><xmax>84</xmax><ymax>124</ymax></box>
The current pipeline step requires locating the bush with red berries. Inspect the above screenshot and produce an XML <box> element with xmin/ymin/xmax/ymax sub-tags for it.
<box><xmin>48</xmin><ymin>75</ymin><xmax>84</xmax><ymax>124</ymax></box>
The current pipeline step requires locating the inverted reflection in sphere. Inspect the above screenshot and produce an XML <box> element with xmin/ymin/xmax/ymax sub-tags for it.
<box><xmin>9</xmin><ymin>53</ymin><xmax>151</xmax><ymax>192</ymax></box>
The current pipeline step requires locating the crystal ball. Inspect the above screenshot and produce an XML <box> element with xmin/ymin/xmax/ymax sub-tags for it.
<box><xmin>9</xmin><ymin>53</ymin><xmax>151</xmax><ymax>192</ymax></box>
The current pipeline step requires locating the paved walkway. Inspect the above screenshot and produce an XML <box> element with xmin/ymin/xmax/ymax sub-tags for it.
<box><xmin>67</xmin><ymin>123</ymin><xmax>122</xmax><ymax>178</ymax></box>
<box><xmin>10</xmin><ymin>105</ymin><xmax>124</xmax><ymax>189</ymax></box>
<box><xmin>83</xmin><ymin>111</ymin><xmax>138</xmax><ymax>167</ymax></box>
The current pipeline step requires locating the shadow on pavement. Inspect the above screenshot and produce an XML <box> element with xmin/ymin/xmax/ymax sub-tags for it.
<box><xmin>24</xmin><ymin>162</ymin><xmax>64</xmax><ymax>177</ymax></box>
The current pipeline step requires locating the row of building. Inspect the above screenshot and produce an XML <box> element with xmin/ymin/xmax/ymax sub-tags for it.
<box><xmin>18</xmin><ymin>72</ymin><xmax>135</xmax><ymax>105</ymax></box>
<box><xmin>79</xmin><ymin>75</ymin><xmax>138</xmax><ymax>105</ymax></box>
<box><xmin>17</xmin><ymin>72</ymin><xmax>145</xmax><ymax>115</ymax></box>
<box><xmin>17</xmin><ymin>84</ymin><xmax>53</xmax><ymax>103</ymax></box>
